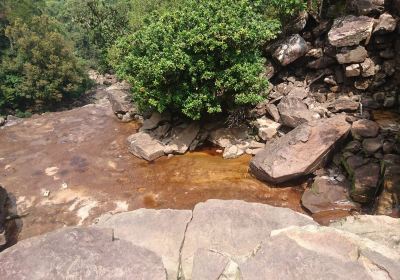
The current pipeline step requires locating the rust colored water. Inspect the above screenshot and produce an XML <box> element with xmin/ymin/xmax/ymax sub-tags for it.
<box><xmin>0</xmin><ymin>103</ymin><xmax>305</xmax><ymax>241</ymax></box>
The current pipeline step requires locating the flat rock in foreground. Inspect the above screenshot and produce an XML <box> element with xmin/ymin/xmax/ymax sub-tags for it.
<box><xmin>96</xmin><ymin>209</ymin><xmax>192</xmax><ymax>280</ymax></box>
<box><xmin>0</xmin><ymin>227</ymin><xmax>166</xmax><ymax>280</ymax></box>
<box><xmin>180</xmin><ymin>199</ymin><xmax>316</xmax><ymax>279</ymax></box>
<box><xmin>250</xmin><ymin>115</ymin><xmax>351</xmax><ymax>184</ymax></box>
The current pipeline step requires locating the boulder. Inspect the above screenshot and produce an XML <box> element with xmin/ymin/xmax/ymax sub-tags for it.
<box><xmin>96</xmin><ymin>209</ymin><xmax>192</xmax><ymax>280</ymax></box>
<box><xmin>0</xmin><ymin>227</ymin><xmax>167</xmax><ymax>280</ymax></box>
<box><xmin>362</xmin><ymin>136</ymin><xmax>383</xmax><ymax>153</ymax></box>
<box><xmin>223</xmin><ymin>144</ymin><xmax>245</xmax><ymax>159</ymax></box>
<box><xmin>376</xmin><ymin>155</ymin><xmax>400</xmax><ymax>215</ymax></box>
<box><xmin>250</xmin><ymin>115</ymin><xmax>351</xmax><ymax>184</ymax></box>
<box><xmin>255</xmin><ymin>117</ymin><xmax>281</xmax><ymax>141</ymax></box>
<box><xmin>302</xmin><ymin>176</ymin><xmax>359</xmax><ymax>214</ymax></box>
<box><xmin>328</xmin><ymin>15</ymin><xmax>375</xmax><ymax>47</ymax></box>
<box><xmin>346</xmin><ymin>0</ymin><xmax>385</xmax><ymax>15</ymax></box>
<box><xmin>0</xmin><ymin>117</ymin><xmax>5</xmax><ymax>126</ymax></box>
<box><xmin>330</xmin><ymin>215</ymin><xmax>400</xmax><ymax>251</ymax></box>
<box><xmin>141</xmin><ymin>112</ymin><xmax>166</xmax><ymax>130</ymax></box>
<box><xmin>208</xmin><ymin>126</ymin><xmax>249</xmax><ymax>148</ymax></box>
<box><xmin>350</xmin><ymin>163</ymin><xmax>381</xmax><ymax>203</ymax></box>
<box><xmin>329</xmin><ymin>98</ymin><xmax>360</xmax><ymax>112</ymax></box>
<box><xmin>373</xmin><ymin>13</ymin><xmax>397</xmax><ymax>34</ymax></box>
<box><xmin>277</xmin><ymin>96</ymin><xmax>314</xmax><ymax>128</ymax></box>
<box><xmin>180</xmin><ymin>200</ymin><xmax>316</xmax><ymax>279</ymax></box>
<box><xmin>360</xmin><ymin>58</ymin><xmax>375</xmax><ymax>77</ymax></box>
<box><xmin>272</xmin><ymin>34</ymin><xmax>308</xmax><ymax>66</ymax></box>
<box><xmin>266</xmin><ymin>103</ymin><xmax>280</xmax><ymax>122</ymax></box>
<box><xmin>164</xmin><ymin>122</ymin><xmax>200</xmax><ymax>154</ymax></box>
<box><xmin>336</xmin><ymin>46</ymin><xmax>368</xmax><ymax>64</ymax></box>
<box><xmin>345</xmin><ymin>64</ymin><xmax>361</xmax><ymax>77</ymax></box>
<box><xmin>127</xmin><ymin>132</ymin><xmax>165</xmax><ymax>161</ymax></box>
<box><xmin>106</xmin><ymin>86</ymin><xmax>138</xmax><ymax>121</ymax></box>
<box><xmin>351</xmin><ymin>119</ymin><xmax>380</xmax><ymax>138</ymax></box>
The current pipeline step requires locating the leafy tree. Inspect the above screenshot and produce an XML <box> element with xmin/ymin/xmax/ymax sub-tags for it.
<box><xmin>109</xmin><ymin>0</ymin><xmax>283</xmax><ymax>120</ymax></box>
<box><xmin>0</xmin><ymin>15</ymin><xmax>89</xmax><ymax>113</ymax></box>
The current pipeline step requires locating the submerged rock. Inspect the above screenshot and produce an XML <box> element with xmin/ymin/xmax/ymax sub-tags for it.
<box><xmin>302</xmin><ymin>176</ymin><xmax>359</xmax><ymax>214</ymax></box>
<box><xmin>250</xmin><ymin>115</ymin><xmax>351</xmax><ymax>184</ymax></box>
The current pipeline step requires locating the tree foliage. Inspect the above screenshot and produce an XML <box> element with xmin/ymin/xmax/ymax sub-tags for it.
<box><xmin>0</xmin><ymin>15</ymin><xmax>89</xmax><ymax>113</ymax></box>
<box><xmin>109</xmin><ymin>0</ymin><xmax>283</xmax><ymax>120</ymax></box>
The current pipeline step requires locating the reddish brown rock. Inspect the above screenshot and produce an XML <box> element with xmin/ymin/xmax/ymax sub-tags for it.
<box><xmin>250</xmin><ymin>115</ymin><xmax>351</xmax><ymax>184</ymax></box>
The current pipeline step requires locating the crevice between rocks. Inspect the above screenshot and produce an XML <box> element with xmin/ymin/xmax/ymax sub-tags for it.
<box><xmin>177</xmin><ymin>209</ymin><xmax>194</xmax><ymax>280</ymax></box>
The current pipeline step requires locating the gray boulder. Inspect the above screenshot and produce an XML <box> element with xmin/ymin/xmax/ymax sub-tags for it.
<box><xmin>328</xmin><ymin>15</ymin><xmax>375</xmax><ymax>47</ymax></box>
<box><xmin>272</xmin><ymin>34</ymin><xmax>308</xmax><ymax>66</ymax></box>
<box><xmin>0</xmin><ymin>227</ymin><xmax>167</xmax><ymax>280</ymax></box>
<box><xmin>277</xmin><ymin>96</ymin><xmax>314</xmax><ymax>128</ymax></box>
<box><xmin>250</xmin><ymin>115</ymin><xmax>351</xmax><ymax>184</ymax></box>
<box><xmin>127</xmin><ymin>132</ymin><xmax>165</xmax><ymax>161</ymax></box>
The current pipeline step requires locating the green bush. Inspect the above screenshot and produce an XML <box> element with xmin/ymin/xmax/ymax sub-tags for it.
<box><xmin>109</xmin><ymin>0</ymin><xmax>284</xmax><ymax>120</ymax></box>
<box><xmin>0</xmin><ymin>15</ymin><xmax>90</xmax><ymax>113</ymax></box>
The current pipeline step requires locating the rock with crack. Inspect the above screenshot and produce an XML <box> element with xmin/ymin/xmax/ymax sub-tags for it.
<box><xmin>180</xmin><ymin>199</ymin><xmax>316</xmax><ymax>280</ymax></box>
<box><xmin>240</xmin><ymin>225</ymin><xmax>400</xmax><ymax>280</ymax></box>
<box><xmin>277</xmin><ymin>96</ymin><xmax>315</xmax><ymax>128</ymax></box>
<box><xmin>127</xmin><ymin>132</ymin><xmax>165</xmax><ymax>161</ymax></box>
<box><xmin>302</xmin><ymin>176</ymin><xmax>359</xmax><ymax>214</ymax></box>
<box><xmin>250</xmin><ymin>115</ymin><xmax>351</xmax><ymax>184</ymax></box>
<box><xmin>163</xmin><ymin>123</ymin><xmax>200</xmax><ymax>154</ymax></box>
<box><xmin>328</xmin><ymin>15</ymin><xmax>375</xmax><ymax>47</ymax></box>
<box><xmin>0</xmin><ymin>227</ymin><xmax>167</xmax><ymax>280</ymax></box>
<box><xmin>96</xmin><ymin>209</ymin><xmax>192</xmax><ymax>280</ymax></box>
<box><xmin>255</xmin><ymin>117</ymin><xmax>281</xmax><ymax>141</ymax></box>
<box><xmin>271</xmin><ymin>34</ymin><xmax>308</xmax><ymax>66</ymax></box>
<box><xmin>329</xmin><ymin>97</ymin><xmax>360</xmax><ymax>113</ymax></box>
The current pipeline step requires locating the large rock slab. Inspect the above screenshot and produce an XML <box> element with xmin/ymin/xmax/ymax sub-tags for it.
<box><xmin>250</xmin><ymin>115</ymin><xmax>351</xmax><ymax>184</ymax></box>
<box><xmin>328</xmin><ymin>15</ymin><xmax>375</xmax><ymax>47</ymax></box>
<box><xmin>241</xmin><ymin>225</ymin><xmax>400</xmax><ymax>280</ymax></box>
<box><xmin>330</xmin><ymin>215</ymin><xmax>400</xmax><ymax>251</ymax></box>
<box><xmin>0</xmin><ymin>227</ymin><xmax>167</xmax><ymax>280</ymax></box>
<box><xmin>127</xmin><ymin>131</ymin><xmax>165</xmax><ymax>161</ymax></box>
<box><xmin>272</xmin><ymin>34</ymin><xmax>308</xmax><ymax>66</ymax></box>
<box><xmin>180</xmin><ymin>199</ymin><xmax>316</xmax><ymax>279</ymax></box>
<box><xmin>277</xmin><ymin>96</ymin><xmax>314</xmax><ymax>128</ymax></box>
<box><xmin>96</xmin><ymin>209</ymin><xmax>192</xmax><ymax>280</ymax></box>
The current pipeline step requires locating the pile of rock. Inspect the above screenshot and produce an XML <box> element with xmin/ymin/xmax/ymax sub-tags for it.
<box><xmin>0</xmin><ymin>200</ymin><xmax>399</xmax><ymax>279</ymax></box>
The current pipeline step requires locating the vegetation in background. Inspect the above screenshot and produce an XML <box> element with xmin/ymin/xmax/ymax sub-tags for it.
<box><xmin>0</xmin><ymin>0</ymin><xmax>308</xmax><ymax>117</ymax></box>
<box><xmin>109</xmin><ymin>0</ymin><xmax>305</xmax><ymax>120</ymax></box>
<box><xmin>0</xmin><ymin>15</ymin><xmax>89</xmax><ymax>113</ymax></box>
